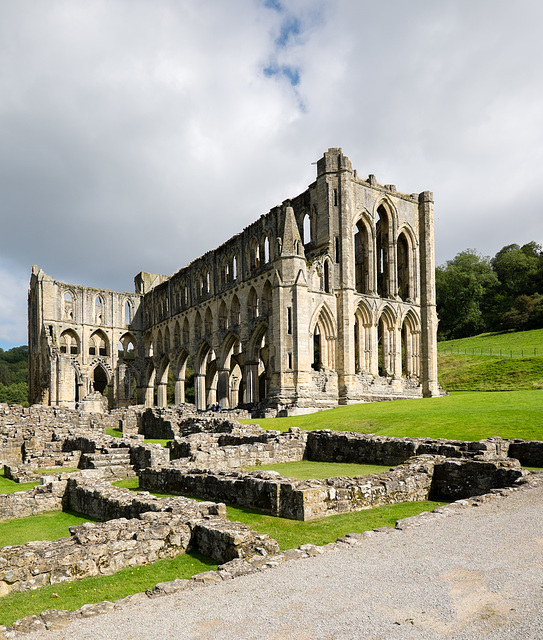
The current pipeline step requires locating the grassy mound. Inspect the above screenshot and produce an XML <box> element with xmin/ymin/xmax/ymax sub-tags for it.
<box><xmin>438</xmin><ymin>328</ymin><xmax>543</xmax><ymax>357</ymax></box>
<box><xmin>240</xmin><ymin>390</ymin><xmax>543</xmax><ymax>441</ymax></box>
<box><xmin>438</xmin><ymin>354</ymin><xmax>543</xmax><ymax>391</ymax></box>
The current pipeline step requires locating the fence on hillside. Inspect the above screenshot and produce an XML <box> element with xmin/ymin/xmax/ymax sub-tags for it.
<box><xmin>438</xmin><ymin>347</ymin><xmax>540</xmax><ymax>358</ymax></box>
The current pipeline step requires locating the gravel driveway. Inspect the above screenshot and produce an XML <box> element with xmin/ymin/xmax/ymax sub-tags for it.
<box><xmin>20</xmin><ymin>478</ymin><xmax>543</xmax><ymax>640</ymax></box>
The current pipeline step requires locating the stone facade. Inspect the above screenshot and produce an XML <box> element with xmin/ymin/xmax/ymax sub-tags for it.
<box><xmin>28</xmin><ymin>148</ymin><xmax>440</xmax><ymax>414</ymax></box>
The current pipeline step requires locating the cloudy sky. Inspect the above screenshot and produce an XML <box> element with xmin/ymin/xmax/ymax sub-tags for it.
<box><xmin>1</xmin><ymin>0</ymin><xmax>542</xmax><ymax>349</ymax></box>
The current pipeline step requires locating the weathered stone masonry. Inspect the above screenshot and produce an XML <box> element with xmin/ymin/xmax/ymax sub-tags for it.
<box><xmin>28</xmin><ymin>148</ymin><xmax>440</xmax><ymax>415</ymax></box>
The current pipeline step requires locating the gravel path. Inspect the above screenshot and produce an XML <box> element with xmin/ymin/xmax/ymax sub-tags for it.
<box><xmin>23</xmin><ymin>482</ymin><xmax>543</xmax><ymax>640</ymax></box>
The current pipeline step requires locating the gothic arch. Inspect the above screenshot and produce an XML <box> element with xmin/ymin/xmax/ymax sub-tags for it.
<box><xmin>354</xmin><ymin>301</ymin><xmax>374</xmax><ymax>374</ymax></box>
<box><xmin>89</xmin><ymin>330</ymin><xmax>109</xmax><ymax>357</ymax></box>
<box><xmin>377</xmin><ymin>305</ymin><xmax>397</xmax><ymax>377</ymax></box>
<box><xmin>309</xmin><ymin>303</ymin><xmax>337</xmax><ymax>371</ymax></box>
<box><xmin>401</xmin><ymin>309</ymin><xmax>421</xmax><ymax>378</ymax></box>
<box><xmin>59</xmin><ymin>329</ymin><xmax>80</xmax><ymax>355</ymax></box>
<box><xmin>353</xmin><ymin>212</ymin><xmax>374</xmax><ymax>294</ymax></box>
<box><xmin>397</xmin><ymin>224</ymin><xmax>418</xmax><ymax>301</ymax></box>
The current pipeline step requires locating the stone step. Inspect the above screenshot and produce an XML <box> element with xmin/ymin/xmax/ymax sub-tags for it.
<box><xmin>80</xmin><ymin>451</ymin><xmax>131</xmax><ymax>469</ymax></box>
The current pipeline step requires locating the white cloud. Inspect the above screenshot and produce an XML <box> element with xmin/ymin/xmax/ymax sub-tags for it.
<box><xmin>1</xmin><ymin>0</ymin><xmax>543</xmax><ymax>346</ymax></box>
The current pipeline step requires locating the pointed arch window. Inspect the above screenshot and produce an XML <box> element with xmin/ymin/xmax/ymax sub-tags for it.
<box><xmin>303</xmin><ymin>214</ymin><xmax>311</xmax><ymax>244</ymax></box>
<box><xmin>64</xmin><ymin>291</ymin><xmax>75</xmax><ymax>320</ymax></box>
<box><xmin>95</xmin><ymin>296</ymin><xmax>103</xmax><ymax>325</ymax></box>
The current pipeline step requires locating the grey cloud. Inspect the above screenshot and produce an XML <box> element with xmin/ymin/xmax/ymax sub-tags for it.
<box><xmin>1</xmin><ymin>0</ymin><xmax>542</xmax><ymax>347</ymax></box>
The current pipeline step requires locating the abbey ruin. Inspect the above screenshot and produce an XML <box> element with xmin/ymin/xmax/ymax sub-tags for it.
<box><xmin>28</xmin><ymin>148</ymin><xmax>439</xmax><ymax>414</ymax></box>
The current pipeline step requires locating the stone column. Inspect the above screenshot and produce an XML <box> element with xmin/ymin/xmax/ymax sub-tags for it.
<box><xmin>216</xmin><ymin>368</ymin><xmax>230</xmax><ymax>408</ymax></box>
<box><xmin>419</xmin><ymin>191</ymin><xmax>439</xmax><ymax>397</ymax></box>
<box><xmin>194</xmin><ymin>373</ymin><xmax>206</xmax><ymax>411</ymax></box>
<box><xmin>245</xmin><ymin>362</ymin><xmax>259</xmax><ymax>403</ymax></box>
<box><xmin>156</xmin><ymin>381</ymin><xmax>167</xmax><ymax>408</ymax></box>
<box><xmin>174</xmin><ymin>377</ymin><xmax>185</xmax><ymax>404</ymax></box>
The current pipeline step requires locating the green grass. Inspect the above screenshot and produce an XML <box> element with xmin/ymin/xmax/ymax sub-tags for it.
<box><xmin>244</xmin><ymin>461</ymin><xmax>391</xmax><ymax>479</ymax></box>
<box><xmin>226</xmin><ymin>500</ymin><xmax>446</xmax><ymax>550</ymax></box>
<box><xmin>33</xmin><ymin>468</ymin><xmax>79</xmax><ymax>476</ymax></box>
<box><xmin>106</xmin><ymin>428</ymin><xmax>170</xmax><ymax>448</ymax></box>
<box><xmin>438</xmin><ymin>354</ymin><xmax>543</xmax><ymax>391</ymax></box>
<box><xmin>438</xmin><ymin>328</ymin><xmax>543</xmax><ymax>357</ymax></box>
<box><xmin>240</xmin><ymin>390</ymin><xmax>543</xmax><ymax>441</ymax></box>
<box><xmin>0</xmin><ymin>469</ymin><xmax>38</xmax><ymax>493</ymax></box>
<box><xmin>112</xmin><ymin>477</ymin><xmax>180</xmax><ymax>498</ymax></box>
<box><xmin>145</xmin><ymin>438</ymin><xmax>171</xmax><ymax>447</ymax></box>
<box><xmin>0</xmin><ymin>510</ymin><xmax>96</xmax><ymax>547</ymax></box>
<box><xmin>0</xmin><ymin>550</ymin><xmax>216</xmax><ymax>627</ymax></box>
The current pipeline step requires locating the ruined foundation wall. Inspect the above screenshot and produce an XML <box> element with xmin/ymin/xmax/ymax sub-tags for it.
<box><xmin>139</xmin><ymin>457</ymin><xmax>440</xmax><ymax>521</ymax></box>
<box><xmin>0</xmin><ymin>480</ymin><xmax>67</xmax><ymax>521</ymax></box>
<box><xmin>0</xmin><ymin>513</ymin><xmax>192</xmax><ymax>595</ymax></box>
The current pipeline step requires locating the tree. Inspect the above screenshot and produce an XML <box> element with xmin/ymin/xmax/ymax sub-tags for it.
<box><xmin>436</xmin><ymin>250</ymin><xmax>499</xmax><ymax>340</ymax></box>
<box><xmin>491</xmin><ymin>243</ymin><xmax>540</xmax><ymax>301</ymax></box>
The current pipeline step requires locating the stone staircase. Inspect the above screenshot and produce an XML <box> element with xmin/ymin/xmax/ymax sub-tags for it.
<box><xmin>79</xmin><ymin>447</ymin><xmax>135</xmax><ymax>479</ymax></box>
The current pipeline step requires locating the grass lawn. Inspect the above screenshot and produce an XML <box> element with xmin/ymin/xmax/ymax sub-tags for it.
<box><xmin>0</xmin><ymin>550</ymin><xmax>216</xmax><ymax>627</ymax></box>
<box><xmin>0</xmin><ymin>510</ymin><xmax>95</xmax><ymax>547</ymax></box>
<box><xmin>106</xmin><ymin>428</ymin><xmax>170</xmax><ymax>448</ymax></box>
<box><xmin>438</xmin><ymin>354</ymin><xmax>543</xmax><ymax>391</ymax></box>
<box><xmin>113</xmin><ymin>477</ymin><xmax>180</xmax><ymax>498</ymax></box>
<box><xmin>244</xmin><ymin>461</ymin><xmax>391</xmax><ymax>479</ymax></box>
<box><xmin>226</xmin><ymin>500</ymin><xmax>446</xmax><ymax>550</ymax></box>
<box><xmin>239</xmin><ymin>390</ymin><xmax>543</xmax><ymax>441</ymax></box>
<box><xmin>437</xmin><ymin>328</ymin><xmax>543</xmax><ymax>356</ymax></box>
<box><xmin>0</xmin><ymin>469</ymin><xmax>38</xmax><ymax>493</ymax></box>
<box><xmin>32</xmin><ymin>468</ymin><xmax>79</xmax><ymax>476</ymax></box>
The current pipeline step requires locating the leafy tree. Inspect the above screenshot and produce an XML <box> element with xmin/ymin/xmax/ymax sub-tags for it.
<box><xmin>491</xmin><ymin>243</ymin><xmax>540</xmax><ymax>301</ymax></box>
<box><xmin>501</xmin><ymin>293</ymin><xmax>543</xmax><ymax>331</ymax></box>
<box><xmin>436</xmin><ymin>250</ymin><xmax>499</xmax><ymax>340</ymax></box>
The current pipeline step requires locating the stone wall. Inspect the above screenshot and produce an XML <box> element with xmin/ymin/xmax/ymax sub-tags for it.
<box><xmin>169</xmin><ymin>429</ymin><xmax>307</xmax><ymax>470</ymax></box>
<box><xmin>430</xmin><ymin>458</ymin><xmax>525</xmax><ymax>499</ymax></box>
<box><xmin>0</xmin><ymin>476</ymin><xmax>280</xmax><ymax>596</ymax></box>
<box><xmin>139</xmin><ymin>454</ymin><xmax>528</xmax><ymax>521</ymax></box>
<box><xmin>139</xmin><ymin>457</ymin><xmax>440</xmax><ymax>521</ymax></box>
<box><xmin>64</xmin><ymin>477</ymin><xmax>220</xmax><ymax>522</ymax></box>
<box><xmin>0</xmin><ymin>479</ymin><xmax>67</xmax><ymax>520</ymax></box>
<box><xmin>304</xmin><ymin>431</ymin><xmax>510</xmax><ymax>466</ymax></box>
<box><xmin>506</xmin><ymin>440</ymin><xmax>543</xmax><ymax>467</ymax></box>
<box><xmin>138</xmin><ymin>409</ymin><xmax>253</xmax><ymax>440</ymax></box>
<box><xmin>0</xmin><ymin>512</ymin><xmax>192</xmax><ymax>595</ymax></box>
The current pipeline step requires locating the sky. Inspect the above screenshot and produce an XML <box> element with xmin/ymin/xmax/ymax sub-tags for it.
<box><xmin>1</xmin><ymin>0</ymin><xmax>542</xmax><ymax>349</ymax></box>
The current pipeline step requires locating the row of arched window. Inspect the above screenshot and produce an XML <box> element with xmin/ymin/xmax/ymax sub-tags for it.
<box><xmin>62</xmin><ymin>292</ymin><xmax>134</xmax><ymax>325</ymax></box>
<box><xmin>59</xmin><ymin>328</ymin><xmax>136</xmax><ymax>359</ymax></box>
<box><xmin>146</xmin><ymin>283</ymin><xmax>273</xmax><ymax>359</ymax></box>
<box><xmin>354</xmin><ymin>205</ymin><xmax>417</xmax><ymax>301</ymax></box>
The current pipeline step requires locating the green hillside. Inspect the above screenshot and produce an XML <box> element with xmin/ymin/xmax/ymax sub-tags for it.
<box><xmin>437</xmin><ymin>328</ymin><xmax>543</xmax><ymax>357</ymax></box>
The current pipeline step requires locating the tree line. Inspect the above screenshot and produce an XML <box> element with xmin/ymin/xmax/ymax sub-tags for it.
<box><xmin>436</xmin><ymin>242</ymin><xmax>543</xmax><ymax>340</ymax></box>
<box><xmin>0</xmin><ymin>345</ymin><xmax>28</xmax><ymax>405</ymax></box>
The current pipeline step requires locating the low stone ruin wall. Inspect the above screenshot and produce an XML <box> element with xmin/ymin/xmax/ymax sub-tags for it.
<box><xmin>139</xmin><ymin>455</ymin><xmax>527</xmax><ymax>521</ymax></box>
<box><xmin>0</xmin><ymin>478</ymin><xmax>67</xmax><ymax>520</ymax></box>
<box><xmin>506</xmin><ymin>440</ymin><xmax>543</xmax><ymax>467</ymax></box>
<box><xmin>430</xmin><ymin>458</ymin><xmax>526</xmax><ymax>499</ymax></box>
<box><xmin>304</xmin><ymin>431</ymin><xmax>512</xmax><ymax>466</ymax></box>
<box><xmin>64</xmin><ymin>477</ymin><xmax>221</xmax><ymax>522</ymax></box>
<box><xmin>139</xmin><ymin>457</ymin><xmax>439</xmax><ymax>520</ymax></box>
<box><xmin>0</xmin><ymin>476</ymin><xmax>280</xmax><ymax>596</ymax></box>
<box><xmin>0</xmin><ymin>512</ymin><xmax>192</xmax><ymax>595</ymax></box>
<box><xmin>169</xmin><ymin>429</ymin><xmax>308</xmax><ymax>470</ymax></box>
<box><xmin>136</xmin><ymin>408</ymin><xmax>253</xmax><ymax>440</ymax></box>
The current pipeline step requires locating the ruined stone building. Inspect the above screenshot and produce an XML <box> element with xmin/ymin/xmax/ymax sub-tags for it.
<box><xmin>28</xmin><ymin>148</ymin><xmax>439</xmax><ymax>415</ymax></box>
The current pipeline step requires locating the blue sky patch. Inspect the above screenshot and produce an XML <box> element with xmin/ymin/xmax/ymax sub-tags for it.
<box><xmin>264</xmin><ymin>63</ymin><xmax>300</xmax><ymax>87</ymax></box>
